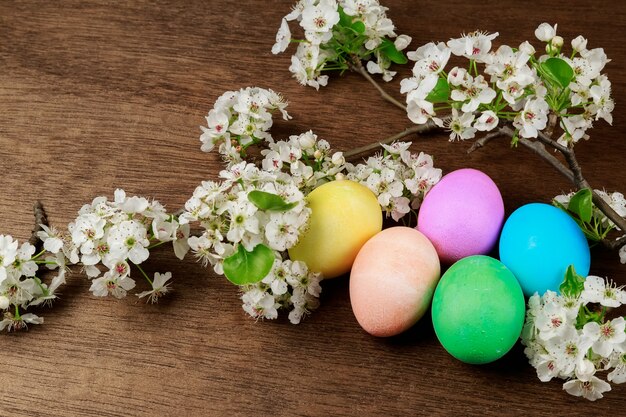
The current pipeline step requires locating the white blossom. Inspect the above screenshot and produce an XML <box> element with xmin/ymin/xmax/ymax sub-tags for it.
<box><xmin>563</xmin><ymin>377</ymin><xmax>611</xmax><ymax>401</ymax></box>
<box><xmin>581</xmin><ymin>276</ymin><xmax>626</xmax><ymax>307</ymax></box>
<box><xmin>36</xmin><ymin>225</ymin><xmax>64</xmax><ymax>254</ymax></box>
<box><xmin>136</xmin><ymin>272</ymin><xmax>172</xmax><ymax>304</ymax></box>
<box><xmin>474</xmin><ymin>111</ymin><xmax>499</xmax><ymax>131</ymax></box>
<box><xmin>448</xmin><ymin>109</ymin><xmax>476</xmax><ymax>141</ymax></box>
<box><xmin>583</xmin><ymin>318</ymin><xmax>626</xmax><ymax>357</ymax></box>
<box><xmin>513</xmin><ymin>98</ymin><xmax>549</xmax><ymax>138</ymax></box>
<box><xmin>272</xmin><ymin>19</ymin><xmax>292</xmax><ymax>54</ymax></box>
<box><xmin>447</xmin><ymin>31</ymin><xmax>498</xmax><ymax>62</ymax></box>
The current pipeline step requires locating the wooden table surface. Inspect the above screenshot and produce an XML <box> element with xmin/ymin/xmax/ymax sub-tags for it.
<box><xmin>1</xmin><ymin>1</ymin><xmax>625</xmax><ymax>415</ymax></box>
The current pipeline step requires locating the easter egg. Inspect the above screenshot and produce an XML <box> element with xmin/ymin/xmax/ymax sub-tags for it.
<box><xmin>431</xmin><ymin>255</ymin><xmax>525</xmax><ymax>364</ymax></box>
<box><xmin>499</xmin><ymin>203</ymin><xmax>590</xmax><ymax>296</ymax></box>
<box><xmin>350</xmin><ymin>227</ymin><xmax>440</xmax><ymax>337</ymax></box>
<box><xmin>417</xmin><ymin>168</ymin><xmax>504</xmax><ymax>264</ymax></box>
<box><xmin>289</xmin><ymin>180</ymin><xmax>382</xmax><ymax>278</ymax></box>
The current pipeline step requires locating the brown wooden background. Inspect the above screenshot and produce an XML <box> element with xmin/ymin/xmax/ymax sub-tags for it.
<box><xmin>1</xmin><ymin>1</ymin><xmax>625</xmax><ymax>415</ymax></box>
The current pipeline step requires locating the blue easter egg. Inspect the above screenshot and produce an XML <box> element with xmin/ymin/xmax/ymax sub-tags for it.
<box><xmin>499</xmin><ymin>203</ymin><xmax>590</xmax><ymax>296</ymax></box>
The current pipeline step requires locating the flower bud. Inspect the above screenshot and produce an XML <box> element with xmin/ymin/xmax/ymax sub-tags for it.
<box><xmin>394</xmin><ymin>34</ymin><xmax>412</xmax><ymax>51</ymax></box>
<box><xmin>331</xmin><ymin>152</ymin><xmax>345</xmax><ymax>166</ymax></box>
<box><xmin>550</xmin><ymin>36</ymin><xmax>564</xmax><ymax>49</ymax></box>
<box><xmin>571</xmin><ymin>35</ymin><xmax>587</xmax><ymax>52</ymax></box>
<box><xmin>313</xmin><ymin>150</ymin><xmax>322</xmax><ymax>159</ymax></box>
<box><xmin>535</xmin><ymin>22</ymin><xmax>557</xmax><ymax>42</ymax></box>
<box><xmin>335</xmin><ymin>173</ymin><xmax>346</xmax><ymax>181</ymax></box>
<box><xmin>298</xmin><ymin>132</ymin><xmax>316</xmax><ymax>149</ymax></box>
<box><xmin>518</xmin><ymin>41</ymin><xmax>535</xmax><ymax>56</ymax></box>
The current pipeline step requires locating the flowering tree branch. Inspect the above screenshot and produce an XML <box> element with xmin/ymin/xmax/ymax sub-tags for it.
<box><xmin>349</xmin><ymin>59</ymin><xmax>407</xmax><ymax>112</ymax></box>
<box><xmin>343</xmin><ymin>122</ymin><xmax>438</xmax><ymax>161</ymax></box>
<box><xmin>466</xmin><ymin>125</ymin><xmax>626</xmax><ymax>246</ymax></box>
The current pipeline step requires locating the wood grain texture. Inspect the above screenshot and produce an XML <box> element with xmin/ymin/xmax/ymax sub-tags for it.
<box><xmin>1</xmin><ymin>0</ymin><xmax>625</xmax><ymax>415</ymax></box>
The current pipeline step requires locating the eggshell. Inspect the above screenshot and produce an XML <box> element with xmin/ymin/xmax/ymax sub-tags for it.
<box><xmin>499</xmin><ymin>203</ymin><xmax>590</xmax><ymax>296</ymax></box>
<box><xmin>417</xmin><ymin>168</ymin><xmax>504</xmax><ymax>264</ymax></box>
<box><xmin>350</xmin><ymin>227</ymin><xmax>440</xmax><ymax>337</ymax></box>
<box><xmin>431</xmin><ymin>255</ymin><xmax>526</xmax><ymax>364</ymax></box>
<box><xmin>289</xmin><ymin>180</ymin><xmax>382</xmax><ymax>278</ymax></box>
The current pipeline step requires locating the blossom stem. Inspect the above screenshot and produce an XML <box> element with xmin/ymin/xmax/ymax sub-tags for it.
<box><xmin>31</xmin><ymin>249</ymin><xmax>47</xmax><ymax>261</ymax></box>
<box><xmin>348</xmin><ymin>59</ymin><xmax>407</xmax><ymax>112</ymax></box>
<box><xmin>134</xmin><ymin>263</ymin><xmax>153</xmax><ymax>286</ymax></box>
<box><xmin>148</xmin><ymin>240</ymin><xmax>167</xmax><ymax>250</ymax></box>
<box><xmin>14</xmin><ymin>304</ymin><xmax>20</xmax><ymax>320</ymax></box>
<box><xmin>343</xmin><ymin>122</ymin><xmax>440</xmax><ymax>161</ymax></box>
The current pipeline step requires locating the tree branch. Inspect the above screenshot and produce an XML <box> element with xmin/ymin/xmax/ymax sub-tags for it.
<box><xmin>536</xmin><ymin>129</ymin><xmax>569</xmax><ymax>153</ymax></box>
<box><xmin>500</xmin><ymin>126</ymin><xmax>626</xmax><ymax>236</ymax></box>
<box><xmin>29</xmin><ymin>201</ymin><xmax>49</xmax><ymax>251</ymax></box>
<box><xmin>349</xmin><ymin>60</ymin><xmax>407</xmax><ymax>112</ymax></box>
<box><xmin>590</xmin><ymin>189</ymin><xmax>626</xmax><ymax>235</ymax></box>
<box><xmin>495</xmin><ymin>126</ymin><xmax>577</xmax><ymax>184</ymax></box>
<box><xmin>602</xmin><ymin>235</ymin><xmax>626</xmax><ymax>250</ymax></box>
<box><xmin>467</xmin><ymin>130</ymin><xmax>505</xmax><ymax>154</ymax></box>
<box><xmin>343</xmin><ymin>122</ymin><xmax>439</xmax><ymax>160</ymax></box>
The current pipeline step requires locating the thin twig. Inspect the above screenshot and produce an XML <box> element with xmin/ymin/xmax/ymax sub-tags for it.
<box><xmin>602</xmin><ymin>235</ymin><xmax>626</xmax><ymax>250</ymax></box>
<box><xmin>536</xmin><ymin>129</ymin><xmax>569</xmax><ymax>153</ymax></box>
<box><xmin>349</xmin><ymin>60</ymin><xmax>407</xmax><ymax>112</ymax></box>
<box><xmin>29</xmin><ymin>201</ymin><xmax>49</xmax><ymax>251</ymax></box>
<box><xmin>343</xmin><ymin>122</ymin><xmax>439</xmax><ymax>160</ymax></box>
<box><xmin>467</xmin><ymin>130</ymin><xmax>505</xmax><ymax>154</ymax></box>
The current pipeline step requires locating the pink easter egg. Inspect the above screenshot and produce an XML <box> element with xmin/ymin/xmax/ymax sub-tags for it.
<box><xmin>350</xmin><ymin>227</ymin><xmax>440</xmax><ymax>337</ymax></box>
<box><xmin>417</xmin><ymin>168</ymin><xmax>504</xmax><ymax>264</ymax></box>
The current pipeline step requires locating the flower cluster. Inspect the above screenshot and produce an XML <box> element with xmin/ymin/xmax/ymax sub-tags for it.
<box><xmin>181</xmin><ymin>161</ymin><xmax>321</xmax><ymax>322</ymax></box>
<box><xmin>241</xmin><ymin>258</ymin><xmax>322</xmax><ymax>324</ymax></box>
<box><xmin>59</xmin><ymin>189</ymin><xmax>188</xmax><ymax>302</ymax></box>
<box><xmin>521</xmin><ymin>269</ymin><xmax>626</xmax><ymax>401</ymax></box>
<box><xmin>400</xmin><ymin>24</ymin><xmax>613</xmax><ymax>144</ymax></box>
<box><xmin>0</xmin><ymin>233</ymin><xmax>66</xmax><ymax>331</ymax></box>
<box><xmin>181</xmin><ymin>162</ymin><xmax>310</xmax><ymax>264</ymax></box>
<box><xmin>261</xmin><ymin>130</ymin><xmax>347</xmax><ymax>194</ymax></box>
<box><xmin>346</xmin><ymin>142</ymin><xmax>442</xmax><ymax>221</ymax></box>
<box><xmin>273</xmin><ymin>0</ymin><xmax>412</xmax><ymax>88</ymax></box>
<box><xmin>199</xmin><ymin>87</ymin><xmax>290</xmax><ymax>164</ymax></box>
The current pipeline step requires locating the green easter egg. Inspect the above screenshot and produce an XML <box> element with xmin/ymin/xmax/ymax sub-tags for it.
<box><xmin>431</xmin><ymin>255</ymin><xmax>526</xmax><ymax>364</ymax></box>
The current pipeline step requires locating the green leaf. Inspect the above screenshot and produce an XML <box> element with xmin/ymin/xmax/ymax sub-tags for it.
<box><xmin>568</xmin><ymin>188</ymin><xmax>593</xmax><ymax>223</ymax></box>
<box><xmin>351</xmin><ymin>20</ymin><xmax>366</xmax><ymax>34</ymax></box>
<box><xmin>425</xmin><ymin>78</ymin><xmax>450</xmax><ymax>103</ymax></box>
<box><xmin>380</xmin><ymin>38</ymin><xmax>408</xmax><ymax>65</ymax></box>
<box><xmin>540</xmin><ymin>57</ymin><xmax>574</xmax><ymax>89</ymax></box>
<box><xmin>559</xmin><ymin>265</ymin><xmax>586</xmax><ymax>298</ymax></box>
<box><xmin>223</xmin><ymin>244</ymin><xmax>275</xmax><ymax>285</ymax></box>
<box><xmin>248</xmin><ymin>190</ymin><xmax>297</xmax><ymax>212</ymax></box>
<box><xmin>338</xmin><ymin>6</ymin><xmax>352</xmax><ymax>28</ymax></box>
